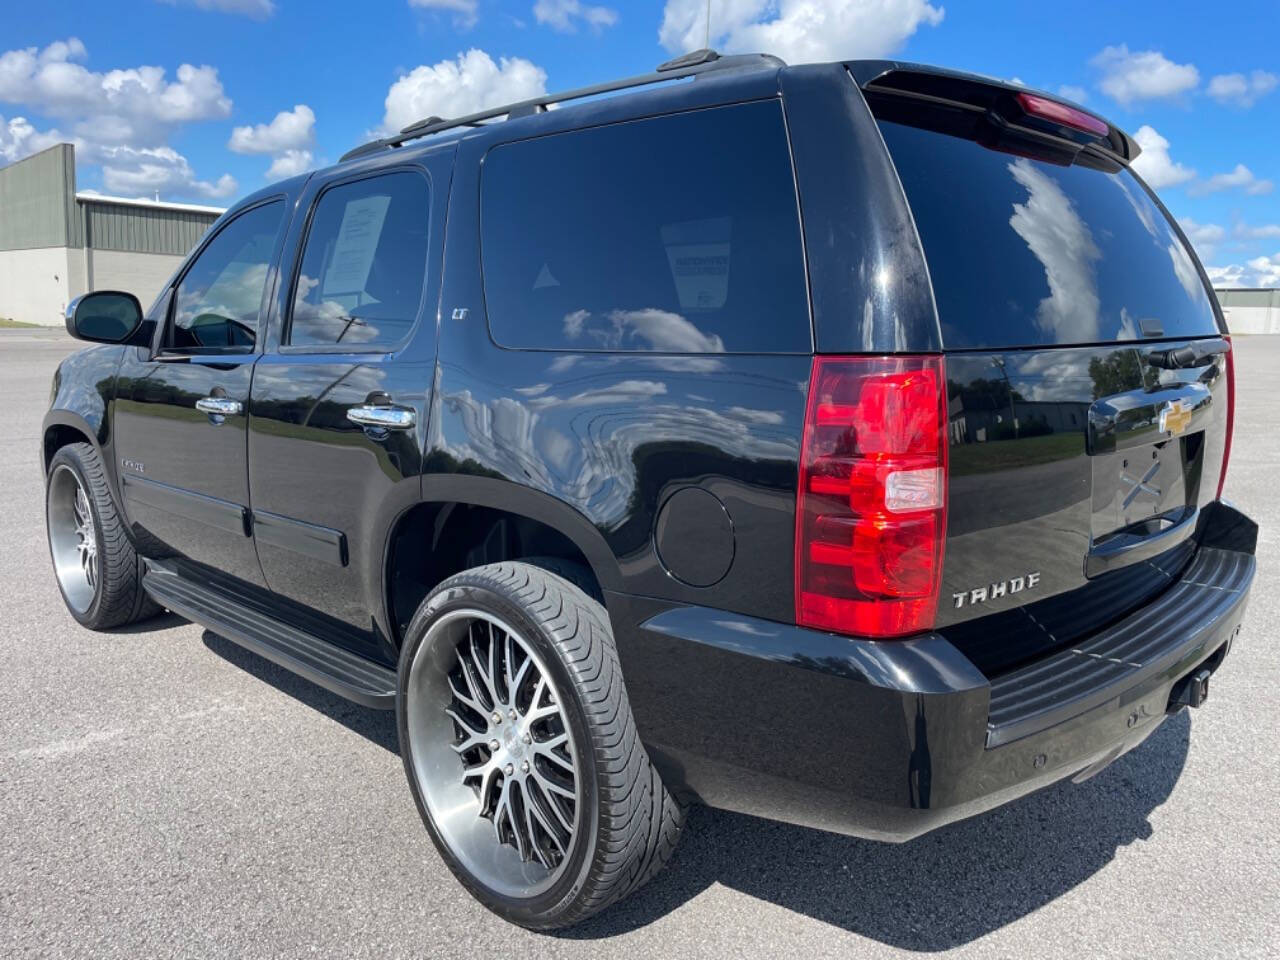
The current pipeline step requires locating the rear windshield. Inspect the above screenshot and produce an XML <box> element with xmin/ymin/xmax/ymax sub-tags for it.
<box><xmin>876</xmin><ymin>117</ymin><xmax>1220</xmax><ymax>349</ymax></box>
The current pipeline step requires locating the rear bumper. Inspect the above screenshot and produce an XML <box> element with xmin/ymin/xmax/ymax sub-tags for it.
<box><xmin>608</xmin><ymin>502</ymin><xmax>1256</xmax><ymax>842</ymax></box>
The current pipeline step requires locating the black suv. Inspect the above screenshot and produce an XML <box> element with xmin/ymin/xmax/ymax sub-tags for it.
<box><xmin>43</xmin><ymin>51</ymin><xmax>1257</xmax><ymax>928</ymax></box>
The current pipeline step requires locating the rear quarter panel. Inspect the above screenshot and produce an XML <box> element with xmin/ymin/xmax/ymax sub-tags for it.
<box><xmin>430</xmin><ymin>130</ymin><xmax>809</xmax><ymax>621</ymax></box>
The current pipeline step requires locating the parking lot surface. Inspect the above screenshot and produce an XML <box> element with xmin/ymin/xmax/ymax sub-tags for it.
<box><xmin>2</xmin><ymin>328</ymin><xmax>1277</xmax><ymax>959</ymax></box>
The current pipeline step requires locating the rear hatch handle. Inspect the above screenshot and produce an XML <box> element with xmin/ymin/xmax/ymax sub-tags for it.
<box><xmin>1146</xmin><ymin>337</ymin><xmax>1230</xmax><ymax>370</ymax></box>
<box><xmin>1085</xmin><ymin>506</ymin><xmax>1198</xmax><ymax>578</ymax></box>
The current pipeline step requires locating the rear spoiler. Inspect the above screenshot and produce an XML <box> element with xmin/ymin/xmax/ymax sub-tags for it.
<box><xmin>848</xmin><ymin>60</ymin><xmax>1141</xmax><ymax>165</ymax></box>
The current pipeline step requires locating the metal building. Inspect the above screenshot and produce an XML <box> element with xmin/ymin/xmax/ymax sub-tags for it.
<box><xmin>1216</xmin><ymin>288</ymin><xmax>1280</xmax><ymax>335</ymax></box>
<box><xmin>0</xmin><ymin>143</ymin><xmax>223</xmax><ymax>326</ymax></box>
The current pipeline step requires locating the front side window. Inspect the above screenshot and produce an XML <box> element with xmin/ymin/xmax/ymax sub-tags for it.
<box><xmin>480</xmin><ymin>100</ymin><xmax>811</xmax><ymax>353</ymax></box>
<box><xmin>169</xmin><ymin>200</ymin><xmax>284</xmax><ymax>351</ymax></box>
<box><xmin>287</xmin><ymin>171</ymin><xmax>431</xmax><ymax>349</ymax></box>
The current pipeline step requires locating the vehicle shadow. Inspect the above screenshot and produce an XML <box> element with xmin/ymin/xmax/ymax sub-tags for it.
<box><xmin>566</xmin><ymin>710</ymin><xmax>1193</xmax><ymax>948</ymax></box>
<box><xmin>199</xmin><ymin>627</ymin><xmax>1192</xmax><ymax>950</ymax></box>
<box><xmin>106</xmin><ymin>610</ymin><xmax>188</xmax><ymax>634</ymax></box>
<box><xmin>200</xmin><ymin>631</ymin><xmax>400</xmax><ymax>753</ymax></box>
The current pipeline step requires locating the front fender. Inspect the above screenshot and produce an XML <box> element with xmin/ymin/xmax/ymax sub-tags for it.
<box><xmin>42</xmin><ymin>344</ymin><xmax>126</xmax><ymax>499</ymax></box>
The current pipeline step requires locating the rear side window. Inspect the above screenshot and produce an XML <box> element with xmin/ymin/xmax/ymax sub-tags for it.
<box><xmin>287</xmin><ymin>171</ymin><xmax>430</xmax><ymax>349</ymax></box>
<box><xmin>876</xmin><ymin>118</ymin><xmax>1220</xmax><ymax>349</ymax></box>
<box><xmin>480</xmin><ymin>100</ymin><xmax>810</xmax><ymax>353</ymax></box>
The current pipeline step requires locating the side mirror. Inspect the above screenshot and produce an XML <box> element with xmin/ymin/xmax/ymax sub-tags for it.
<box><xmin>65</xmin><ymin>291</ymin><xmax>144</xmax><ymax>344</ymax></box>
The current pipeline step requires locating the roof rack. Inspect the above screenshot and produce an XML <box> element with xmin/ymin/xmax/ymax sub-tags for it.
<box><xmin>340</xmin><ymin>49</ymin><xmax>784</xmax><ymax>162</ymax></box>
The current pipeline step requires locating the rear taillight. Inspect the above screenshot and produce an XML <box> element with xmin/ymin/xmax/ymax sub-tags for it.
<box><xmin>795</xmin><ymin>356</ymin><xmax>948</xmax><ymax>638</ymax></box>
<box><xmin>1217</xmin><ymin>337</ymin><xmax>1235</xmax><ymax>500</ymax></box>
<box><xmin>1015</xmin><ymin>92</ymin><xmax>1109</xmax><ymax>137</ymax></box>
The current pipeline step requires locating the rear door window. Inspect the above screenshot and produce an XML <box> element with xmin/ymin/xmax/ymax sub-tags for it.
<box><xmin>480</xmin><ymin>100</ymin><xmax>810</xmax><ymax>353</ymax></box>
<box><xmin>876</xmin><ymin>117</ymin><xmax>1220</xmax><ymax>349</ymax></box>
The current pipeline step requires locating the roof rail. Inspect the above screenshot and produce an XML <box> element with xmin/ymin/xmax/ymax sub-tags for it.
<box><xmin>339</xmin><ymin>50</ymin><xmax>784</xmax><ymax>163</ymax></box>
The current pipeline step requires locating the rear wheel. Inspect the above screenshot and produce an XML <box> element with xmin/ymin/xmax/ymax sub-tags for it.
<box><xmin>45</xmin><ymin>442</ymin><xmax>159</xmax><ymax>630</ymax></box>
<box><xmin>396</xmin><ymin>561</ymin><xmax>683</xmax><ymax>928</ymax></box>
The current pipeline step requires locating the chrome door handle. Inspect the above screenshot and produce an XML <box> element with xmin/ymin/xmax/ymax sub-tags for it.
<box><xmin>346</xmin><ymin>404</ymin><xmax>416</xmax><ymax>431</ymax></box>
<box><xmin>195</xmin><ymin>397</ymin><xmax>243</xmax><ymax>416</ymax></box>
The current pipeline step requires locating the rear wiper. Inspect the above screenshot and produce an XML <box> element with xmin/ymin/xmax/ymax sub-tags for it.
<box><xmin>1145</xmin><ymin>337</ymin><xmax>1230</xmax><ymax>370</ymax></box>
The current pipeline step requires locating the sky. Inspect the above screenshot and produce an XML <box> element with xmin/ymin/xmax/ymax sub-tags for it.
<box><xmin>2</xmin><ymin>0</ymin><xmax>1278</xmax><ymax>286</ymax></box>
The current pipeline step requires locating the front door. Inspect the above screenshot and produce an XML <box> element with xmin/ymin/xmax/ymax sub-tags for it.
<box><xmin>114</xmin><ymin>197</ymin><xmax>289</xmax><ymax>586</ymax></box>
<box><xmin>248</xmin><ymin>157</ymin><xmax>449</xmax><ymax>662</ymax></box>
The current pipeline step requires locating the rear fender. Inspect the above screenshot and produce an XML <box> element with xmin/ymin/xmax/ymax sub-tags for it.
<box><xmin>417</xmin><ymin>475</ymin><xmax>625</xmax><ymax>597</ymax></box>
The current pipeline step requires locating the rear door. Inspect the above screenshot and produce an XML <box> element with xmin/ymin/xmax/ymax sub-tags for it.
<box><xmin>866</xmin><ymin>80</ymin><xmax>1231</xmax><ymax>675</ymax></box>
<box><xmin>114</xmin><ymin>197</ymin><xmax>290</xmax><ymax>586</ymax></box>
<box><xmin>247</xmin><ymin>152</ymin><xmax>451</xmax><ymax>664</ymax></box>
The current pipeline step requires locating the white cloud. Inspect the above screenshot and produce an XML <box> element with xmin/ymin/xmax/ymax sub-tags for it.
<box><xmin>534</xmin><ymin>0</ymin><xmax>618</xmax><ymax>32</ymax></box>
<box><xmin>1190</xmin><ymin>163</ymin><xmax>1274</xmax><ymax>196</ymax></box>
<box><xmin>1130</xmin><ymin>125</ymin><xmax>1195</xmax><ymax>189</ymax></box>
<box><xmin>658</xmin><ymin>0</ymin><xmax>944</xmax><ymax>65</ymax></box>
<box><xmin>1057</xmin><ymin>84</ymin><xmax>1088</xmax><ymax>104</ymax></box>
<box><xmin>1090</xmin><ymin>45</ymin><xmax>1199</xmax><ymax>106</ymax></box>
<box><xmin>1234</xmin><ymin>222</ymin><xmax>1280</xmax><ymax>240</ymax></box>
<box><xmin>0</xmin><ymin>39</ymin><xmax>235</xmax><ymax>201</ymax></box>
<box><xmin>1167</xmin><ymin>238</ymin><xmax>1203</xmax><ymax>300</ymax></box>
<box><xmin>0</xmin><ymin>39</ymin><xmax>231</xmax><ymax>145</ymax></box>
<box><xmin>1178</xmin><ymin>217</ymin><xmax>1225</xmax><ymax>260</ymax></box>
<box><xmin>1206</xmin><ymin>256</ymin><xmax>1280</xmax><ymax>288</ymax></box>
<box><xmin>1007</xmin><ymin>156</ymin><xmax>1102</xmax><ymax>343</ymax></box>
<box><xmin>158</xmin><ymin>0</ymin><xmax>276</xmax><ymax>18</ymax></box>
<box><xmin>409</xmin><ymin>0</ymin><xmax>479</xmax><ymax>29</ymax></box>
<box><xmin>99</xmin><ymin>145</ymin><xmax>237</xmax><ymax>200</ymax></box>
<box><xmin>228</xmin><ymin>104</ymin><xmax>316</xmax><ymax>179</ymax></box>
<box><xmin>1204</xmin><ymin>264</ymin><xmax>1243</xmax><ymax>286</ymax></box>
<box><xmin>229</xmin><ymin>104</ymin><xmax>314</xmax><ymax>154</ymax></box>
<box><xmin>0</xmin><ymin>114</ymin><xmax>66</xmax><ymax>162</ymax></box>
<box><xmin>383</xmin><ymin>49</ymin><xmax>547</xmax><ymax>133</ymax></box>
<box><xmin>1244</xmin><ymin>255</ymin><xmax>1280</xmax><ymax>284</ymax></box>
<box><xmin>265</xmin><ymin>149</ymin><xmax>314</xmax><ymax>179</ymax></box>
<box><xmin>562</xmin><ymin>308</ymin><xmax>727</xmax><ymax>352</ymax></box>
<box><xmin>1207</xmin><ymin>70</ymin><xmax>1278</xmax><ymax>108</ymax></box>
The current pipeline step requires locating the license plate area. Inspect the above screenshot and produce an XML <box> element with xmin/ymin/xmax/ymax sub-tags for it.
<box><xmin>1086</xmin><ymin>379</ymin><xmax>1211</xmax><ymax>554</ymax></box>
<box><xmin>1090</xmin><ymin>436</ymin><xmax>1196</xmax><ymax>536</ymax></box>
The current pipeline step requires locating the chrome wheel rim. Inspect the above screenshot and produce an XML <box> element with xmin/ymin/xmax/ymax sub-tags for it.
<box><xmin>405</xmin><ymin>608</ymin><xmax>581</xmax><ymax>898</ymax></box>
<box><xmin>47</xmin><ymin>465</ymin><xmax>98</xmax><ymax>614</ymax></box>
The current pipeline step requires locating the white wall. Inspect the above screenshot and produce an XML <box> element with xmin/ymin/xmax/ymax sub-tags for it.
<box><xmin>85</xmin><ymin>248</ymin><xmax>185</xmax><ymax>314</ymax></box>
<box><xmin>0</xmin><ymin>247</ymin><xmax>72</xmax><ymax>325</ymax></box>
<box><xmin>1220</xmin><ymin>304</ymin><xmax>1280</xmax><ymax>335</ymax></box>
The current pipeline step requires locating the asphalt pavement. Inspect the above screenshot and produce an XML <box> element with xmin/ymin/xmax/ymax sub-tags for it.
<box><xmin>1</xmin><ymin>327</ymin><xmax>1277</xmax><ymax>959</ymax></box>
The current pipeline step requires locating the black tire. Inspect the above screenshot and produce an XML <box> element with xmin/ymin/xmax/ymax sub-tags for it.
<box><xmin>396</xmin><ymin>561</ymin><xmax>683</xmax><ymax>929</ymax></box>
<box><xmin>521</xmin><ymin>554</ymin><xmax>604</xmax><ymax>601</ymax></box>
<box><xmin>45</xmin><ymin>442</ymin><xmax>160</xmax><ymax>630</ymax></box>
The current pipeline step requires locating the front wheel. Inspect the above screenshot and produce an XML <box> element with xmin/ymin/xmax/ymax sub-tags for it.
<box><xmin>45</xmin><ymin>442</ymin><xmax>159</xmax><ymax>630</ymax></box>
<box><xmin>396</xmin><ymin>561</ymin><xmax>683</xmax><ymax>929</ymax></box>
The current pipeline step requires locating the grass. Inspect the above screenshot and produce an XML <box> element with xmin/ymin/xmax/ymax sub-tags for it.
<box><xmin>0</xmin><ymin>317</ymin><xmax>42</xmax><ymax>329</ymax></box>
<box><xmin>950</xmin><ymin>431</ymin><xmax>1084</xmax><ymax>476</ymax></box>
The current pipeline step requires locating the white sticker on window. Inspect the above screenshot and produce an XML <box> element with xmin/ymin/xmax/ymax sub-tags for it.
<box><xmin>322</xmin><ymin>194</ymin><xmax>391</xmax><ymax>297</ymax></box>
<box><xmin>661</xmin><ymin>217</ymin><xmax>731</xmax><ymax>311</ymax></box>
